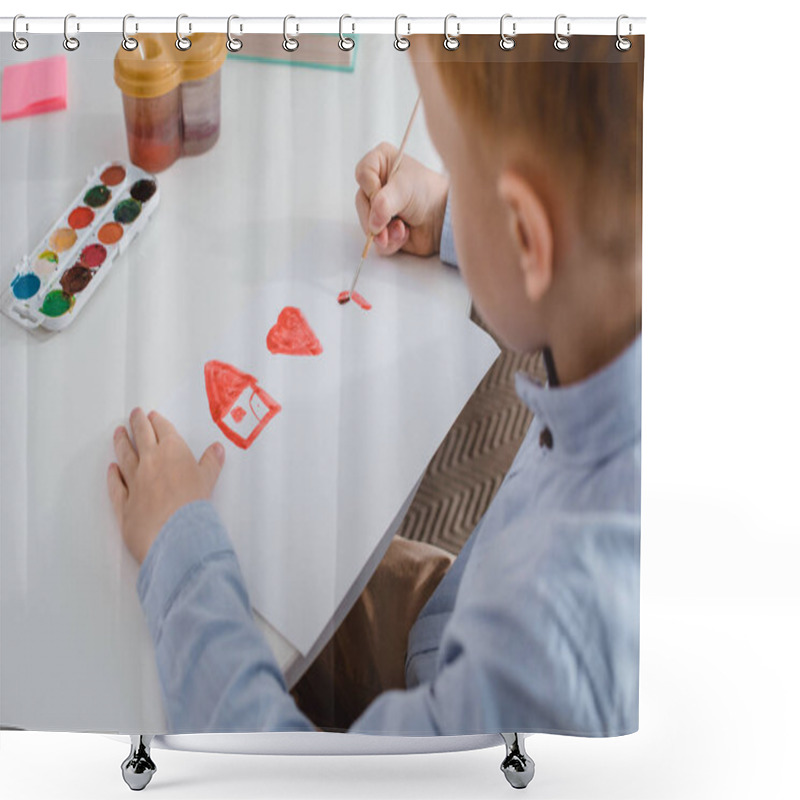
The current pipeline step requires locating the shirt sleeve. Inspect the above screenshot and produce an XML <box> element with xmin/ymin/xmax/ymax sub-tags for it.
<box><xmin>352</xmin><ymin>514</ymin><xmax>640</xmax><ymax>737</ymax></box>
<box><xmin>350</xmin><ymin>570</ymin><xmax>589</xmax><ymax>735</ymax></box>
<box><xmin>439</xmin><ymin>194</ymin><xmax>459</xmax><ymax>268</ymax></box>
<box><xmin>137</xmin><ymin>502</ymin><xmax>638</xmax><ymax>737</ymax></box>
<box><xmin>137</xmin><ymin>500</ymin><xmax>315</xmax><ymax>733</ymax></box>
<box><xmin>403</xmin><ymin>522</ymin><xmax>481</xmax><ymax>688</ymax></box>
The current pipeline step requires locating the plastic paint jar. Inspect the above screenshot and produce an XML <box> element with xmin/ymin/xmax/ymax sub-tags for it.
<box><xmin>174</xmin><ymin>34</ymin><xmax>227</xmax><ymax>156</ymax></box>
<box><xmin>114</xmin><ymin>35</ymin><xmax>182</xmax><ymax>173</ymax></box>
<box><xmin>114</xmin><ymin>33</ymin><xmax>227</xmax><ymax>170</ymax></box>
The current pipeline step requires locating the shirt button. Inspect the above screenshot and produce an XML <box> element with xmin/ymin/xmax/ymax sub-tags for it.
<box><xmin>539</xmin><ymin>426</ymin><xmax>553</xmax><ymax>449</ymax></box>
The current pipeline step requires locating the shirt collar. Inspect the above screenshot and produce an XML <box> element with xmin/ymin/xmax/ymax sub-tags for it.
<box><xmin>515</xmin><ymin>335</ymin><xmax>641</xmax><ymax>461</ymax></box>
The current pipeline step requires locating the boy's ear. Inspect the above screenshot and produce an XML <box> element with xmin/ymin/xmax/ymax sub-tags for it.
<box><xmin>497</xmin><ymin>170</ymin><xmax>553</xmax><ymax>304</ymax></box>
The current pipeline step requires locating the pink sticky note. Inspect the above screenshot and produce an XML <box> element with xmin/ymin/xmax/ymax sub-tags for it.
<box><xmin>1</xmin><ymin>55</ymin><xmax>68</xmax><ymax>122</ymax></box>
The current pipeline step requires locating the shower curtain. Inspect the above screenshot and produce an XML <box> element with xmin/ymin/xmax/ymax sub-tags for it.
<box><xmin>0</xmin><ymin>25</ymin><xmax>644</xmax><ymax>740</ymax></box>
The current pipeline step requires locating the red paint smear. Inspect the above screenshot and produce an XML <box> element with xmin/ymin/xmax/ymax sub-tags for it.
<box><xmin>267</xmin><ymin>307</ymin><xmax>323</xmax><ymax>356</ymax></box>
<box><xmin>68</xmin><ymin>206</ymin><xmax>94</xmax><ymax>229</ymax></box>
<box><xmin>80</xmin><ymin>243</ymin><xmax>107</xmax><ymax>268</ymax></box>
<box><xmin>337</xmin><ymin>291</ymin><xmax>350</xmax><ymax>304</ymax></box>
<box><xmin>351</xmin><ymin>292</ymin><xmax>372</xmax><ymax>310</ymax></box>
<box><xmin>205</xmin><ymin>360</ymin><xmax>281</xmax><ymax>450</ymax></box>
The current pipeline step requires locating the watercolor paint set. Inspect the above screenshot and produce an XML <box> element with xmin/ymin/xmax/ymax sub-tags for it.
<box><xmin>1</xmin><ymin>161</ymin><xmax>159</xmax><ymax>332</ymax></box>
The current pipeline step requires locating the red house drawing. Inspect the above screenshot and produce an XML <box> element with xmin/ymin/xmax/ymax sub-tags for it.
<box><xmin>204</xmin><ymin>360</ymin><xmax>281</xmax><ymax>450</ymax></box>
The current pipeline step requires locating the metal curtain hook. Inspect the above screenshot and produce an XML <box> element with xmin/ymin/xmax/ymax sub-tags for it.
<box><xmin>63</xmin><ymin>13</ymin><xmax>80</xmax><ymax>51</ymax></box>
<box><xmin>283</xmin><ymin>15</ymin><xmax>299</xmax><ymax>52</ymax></box>
<box><xmin>227</xmin><ymin>15</ymin><xmax>243</xmax><ymax>52</ymax></box>
<box><xmin>554</xmin><ymin>14</ymin><xmax>570</xmax><ymax>51</ymax></box>
<box><xmin>176</xmin><ymin>14</ymin><xmax>191</xmax><ymax>50</ymax></box>
<box><xmin>12</xmin><ymin>14</ymin><xmax>29</xmax><ymax>51</ymax></box>
<box><xmin>394</xmin><ymin>14</ymin><xmax>410</xmax><ymax>50</ymax></box>
<box><xmin>499</xmin><ymin>14</ymin><xmax>515</xmax><ymax>50</ymax></box>
<box><xmin>616</xmin><ymin>14</ymin><xmax>632</xmax><ymax>51</ymax></box>
<box><xmin>122</xmin><ymin>14</ymin><xmax>138</xmax><ymax>51</ymax></box>
<box><xmin>444</xmin><ymin>14</ymin><xmax>460</xmax><ymax>51</ymax></box>
<box><xmin>339</xmin><ymin>15</ymin><xmax>355</xmax><ymax>51</ymax></box>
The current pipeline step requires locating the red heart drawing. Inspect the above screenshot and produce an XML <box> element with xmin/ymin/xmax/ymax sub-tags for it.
<box><xmin>267</xmin><ymin>307</ymin><xmax>323</xmax><ymax>356</ymax></box>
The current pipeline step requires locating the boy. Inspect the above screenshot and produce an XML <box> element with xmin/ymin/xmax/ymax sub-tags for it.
<box><xmin>108</xmin><ymin>34</ymin><xmax>642</xmax><ymax>735</ymax></box>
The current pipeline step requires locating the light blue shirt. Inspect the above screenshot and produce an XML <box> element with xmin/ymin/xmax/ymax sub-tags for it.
<box><xmin>440</xmin><ymin>197</ymin><xmax>458</xmax><ymax>268</ymax></box>
<box><xmin>136</xmin><ymin>218</ymin><xmax>641</xmax><ymax>736</ymax></box>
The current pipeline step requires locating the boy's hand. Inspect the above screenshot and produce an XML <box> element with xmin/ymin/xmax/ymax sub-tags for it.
<box><xmin>355</xmin><ymin>143</ymin><xmax>449</xmax><ymax>257</ymax></box>
<box><xmin>107</xmin><ymin>408</ymin><xmax>225</xmax><ymax>565</ymax></box>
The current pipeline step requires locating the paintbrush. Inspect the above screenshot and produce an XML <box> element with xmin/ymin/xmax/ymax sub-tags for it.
<box><xmin>340</xmin><ymin>94</ymin><xmax>422</xmax><ymax>304</ymax></box>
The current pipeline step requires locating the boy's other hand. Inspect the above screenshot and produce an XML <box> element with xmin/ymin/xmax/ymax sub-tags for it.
<box><xmin>107</xmin><ymin>408</ymin><xmax>225</xmax><ymax>565</ymax></box>
<box><xmin>355</xmin><ymin>142</ymin><xmax>449</xmax><ymax>257</ymax></box>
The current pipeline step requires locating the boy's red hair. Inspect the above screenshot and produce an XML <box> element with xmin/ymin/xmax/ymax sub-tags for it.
<box><xmin>417</xmin><ymin>35</ymin><xmax>644</xmax><ymax>266</ymax></box>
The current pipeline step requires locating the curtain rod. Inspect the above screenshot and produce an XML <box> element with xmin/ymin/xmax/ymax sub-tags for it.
<box><xmin>0</xmin><ymin>16</ymin><xmax>646</xmax><ymax>37</ymax></box>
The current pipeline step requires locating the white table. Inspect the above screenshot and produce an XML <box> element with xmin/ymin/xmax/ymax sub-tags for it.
<box><xmin>0</xmin><ymin>34</ymin><xmax>497</xmax><ymax>732</ymax></box>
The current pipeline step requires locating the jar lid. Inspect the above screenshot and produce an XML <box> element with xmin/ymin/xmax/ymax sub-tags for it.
<box><xmin>114</xmin><ymin>34</ymin><xmax>182</xmax><ymax>98</ymax></box>
<box><xmin>174</xmin><ymin>33</ymin><xmax>228</xmax><ymax>82</ymax></box>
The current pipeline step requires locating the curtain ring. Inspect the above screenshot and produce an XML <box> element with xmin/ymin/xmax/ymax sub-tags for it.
<box><xmin>227</xmin><ymin>15</ymin><xmax>243</xmax><ymax>52</ymax></box>
<box><xmin>122</xmin><ymin>14</ymin><xmax>138</xmax><ymax>51</ymax></box>
<box><xmin>338</xmin><ymin>15</ymin><xmax>355</xmax><ymax>51</ymax></box>
<box><xmin>12</xmin><ymin>14</ymin><xmax>29</xmax><ymax>52</ymax></box>
<box><xmin>176</xmin><ymin>14</ymin><xmax>191</xmax><ymax>51</ymax></box>
<box><xmin>554</xmin><ymin>14</ymin><xmax>570</xmax><ymax>51</ymax></box>
<box><xmin>499</xmin><ymin>14</ymin><xmax>515</xmax><ymax>50</ymax></box>
<box><xmin>283</xmin><ymin>15</ymin><xmax>299</xmax><ymax>52</ymax></box>
<box><xmin>394</xmin><ymin>15</ymin><xmax>410</xmax><ymax>51</ymax></box>
<box><xmin>616</xmin><ymin>15</ymin><xmax>632</xmax><ymax>51</ymax></box>
<box><xmin>443</xmin><ymin>14</ymin><xmax>460</xmax><ymax>51</ymax></box>
<box><xmin>63</xmin><ymin>13</ymin><xmax>80</xmax><ymax>51</ymax></box>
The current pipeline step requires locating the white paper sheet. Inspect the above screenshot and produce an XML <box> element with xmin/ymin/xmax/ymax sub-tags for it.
<box><xmin>0</xmin><ymin>33</ymin><xmax>474</xmax><ymax>731</ymax></box>
<box><xmin>162</xmin><ymin>224</ymin><xmax>499</xmax><ymax>655</ymax></box>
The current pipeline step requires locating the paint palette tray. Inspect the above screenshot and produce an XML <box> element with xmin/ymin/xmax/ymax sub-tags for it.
<box><xmin>1</xmin><ymin>160</ymin><xmax>159</xmax><ymax>332</ymax></box>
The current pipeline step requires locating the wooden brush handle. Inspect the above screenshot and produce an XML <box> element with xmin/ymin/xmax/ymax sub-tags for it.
<box><xmin>362</xmin><ymin>233</ymin><xmax>374</xmax><ymax>259</ymax></box>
